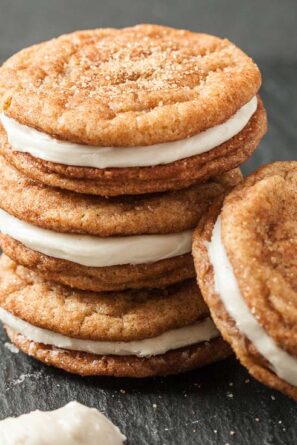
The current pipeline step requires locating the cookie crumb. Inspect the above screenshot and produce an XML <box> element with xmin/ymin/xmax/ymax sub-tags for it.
<box><xmin>4</xmin><ymin>342</ymin><xmax>19</xmax><ymax>354</ymax></box>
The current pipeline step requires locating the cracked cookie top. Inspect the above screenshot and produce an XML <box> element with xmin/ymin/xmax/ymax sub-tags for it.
<box><xmin>0</xmin><ymin>256</ymin><xmax>208</xmax><ymax>341</ymax></box>
<box><xmin>220</xmin><ymin>161</ymin><xmax>297</xmax><ymax>356</ymax></box>
<box><xmin>0</xmin><ymin>24</ymin><xmax>261</xmax><ymax>146</ymax></box>
<box><xmin>0</xmin><ymin>154</ymin><xmax>242</xmax><ymax>236</ymax></box>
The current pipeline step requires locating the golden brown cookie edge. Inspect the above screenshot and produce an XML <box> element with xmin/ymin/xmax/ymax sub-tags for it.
<box><xmin>1</xmin><ymin>98</ymin><xmax>266</xmax><ymax>196</ymax></box>
<box><xmin>6</xmin><ymin>327</ymin><xmax>232</xmax><ymax>378</ymax></box>
<box><xmin>0</xmin><ymin>236</ymin><xmax>195</xmax><ymax>291</ymax></box>
<box><xmin>0</xmin><ymin>152</ymin><xmax>242</xmax><ymax>235</ymax></box>
<box><xmin>0</xmin><ymin>255</ymin><xmax>208</xmax><ymax>342</ymax></box>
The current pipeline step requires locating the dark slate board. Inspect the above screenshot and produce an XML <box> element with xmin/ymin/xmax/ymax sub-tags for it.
<box><xmin>0</xmin><ymin>1</ymin><xmax>297</xmax><ymax>444</ymax></box>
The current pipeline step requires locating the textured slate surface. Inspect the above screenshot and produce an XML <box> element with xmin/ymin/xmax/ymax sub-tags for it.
<box><xmin>0</xmin><ymin>1</ymin><xmax>297</xmax><ymax>444</ymax></box>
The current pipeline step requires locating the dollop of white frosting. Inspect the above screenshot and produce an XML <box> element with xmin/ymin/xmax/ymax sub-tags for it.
<box><xmin>0</xmin><ymin>209</ymin><xmax>192</xmax><ymax>267</ymax></box>
<box><xmin>208</xmin><ymin>217</ymin><xmax>297</xmax><ymax>387</ymax></box>
<box><xmin>0</xmin><ymin>307</ymin><xmax>218</xmax><ymax>357</ymax></box>
<box><xmin>0</xmin><ymin>97</ymin><xmax>257</xmax><ymax>168</ymax></box>
<box><xmin>0</xmin><ymin>401</ymin><xmax>126</xmax><ymax>445</ymax></box>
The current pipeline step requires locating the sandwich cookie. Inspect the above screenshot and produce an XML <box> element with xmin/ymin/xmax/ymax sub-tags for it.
<box><xmin>0</xmin><ymin>25</ymin><xmax>266</xmax><ymax>196</ymax></box>
<box><xmin>0</xmin><ymin>156</ymin><xmax>241</xmax><ymax>291</ymax></box>
<box><xmin>0</xmin><ymin>256</ymin><xmax>231</xmax><ymax>377</ymax></box>
<box><xmin>192</xmin><ymin>162</ymin><xmax>297</xmax><ymax>400</ymax></box>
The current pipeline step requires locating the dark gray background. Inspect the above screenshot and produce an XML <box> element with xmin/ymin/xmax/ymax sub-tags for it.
<box><xmin>0</xmin><ymin>1</ymin><xmax>296</xmax><ymax>444</ymax></box>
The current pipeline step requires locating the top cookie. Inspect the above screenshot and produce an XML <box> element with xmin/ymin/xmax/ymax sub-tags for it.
<box><xmin>0</xmin><ymin>24</ymin><xmax>261</xmax><ymax>147</ymax></box>
<box><xmin>192</xmin><ymin>162</ymin><xmax>297</xmax><ymax>400</ymax></box>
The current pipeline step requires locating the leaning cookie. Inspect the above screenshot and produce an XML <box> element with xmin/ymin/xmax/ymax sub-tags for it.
<box><xmin>0</xmin><ymin>256</ymin><xmax>231</xmax><ymax>377</ymax></box>
<box><xmin>0</xmin><ymin>156</ymin><xmax>241</xmax><ymax>291</ymax></box>
<box><xmin>0</xmin><ymin>25</ymin><xmax>266</xmax><ymax>196</ymax></box>
<box><xmin>192</xmin><ymin>162</ymin><xmax>297</xmax><ymax>400</ymax></box>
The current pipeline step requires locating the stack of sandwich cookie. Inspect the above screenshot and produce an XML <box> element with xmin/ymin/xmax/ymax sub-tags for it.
<box><xmin>0</xmin><ymin>25</ymin><xmax>267</xmax><ymax>377</ymax></box>
<box><xmin>0</xmin><ymin>164</ymin><xmax>237</xmax><ymax>376</ymax></box>
<box><xmin>0</xmin><ymin>156</ymin><xmax>241</xmax><ymax>292</ymax></box>
<box><xmin>193</xmin><ymin>162</ymin><xmax>297</xmax><ymax>400</ymax></box>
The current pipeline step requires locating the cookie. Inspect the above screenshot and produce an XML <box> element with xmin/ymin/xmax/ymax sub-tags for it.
<box><xmin>0</xmin><ymin>256</ymin><xmax>231</xmax><ymax>377</ymax></box>
<box><xmin>0</xmin><ymin>155</ymin><xmax>242</xmax><ymax>236</ymax></box>
<box><xmin>0</xmin><ymin>102</ymin><xmax>265</xmax><ymax>196</ymax></box>
<box><xmin>192</xmin><ymin>162</ymin><xmax>297</xmax><ymax>400</ymax></box>
<box><xmin>0</xmin><ymin>156</ymin><xmax>241</xmax><ymax>291</ymax></box>
<box><xmin>0</xmin><ymin>25</ymin><xmax>266</xmax><ymax>196</ymax></box>
<box><xmin>0</xmin><ymin>236</ymin><xmax>194</xmax><ymax>292</ymax></box>
<box><xmin>6</xmin><ymin>329</ymin><xmax>231</xmax><ymax>378</ymax></box>
<box><xmin>0</xmin><ymin>25</ymin><xmax>261</xmax><ymax>146</ymax></box>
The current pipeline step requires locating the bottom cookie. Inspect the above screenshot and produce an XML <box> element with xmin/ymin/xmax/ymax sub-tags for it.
<box><xmin>6</xmin><ymin>327</ymin><xmax>231</xmax><ymax>378</ymax></box>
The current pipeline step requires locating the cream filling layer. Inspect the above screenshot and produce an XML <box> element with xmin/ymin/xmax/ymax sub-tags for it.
<box><xmin>0</xmin><ymin>209</ymin><xmax>192</xmax><ymax>267</ymax></box>
<box><xmin>0</xmin><ymin>402</ymin><xmax>126</xmax><ymax>445</ymax></box>
<box><xmin>0</xmin><ymin>97</ymin><xmax>257</xmax><ymax>168</ymax></box>
<box><xmin>0</xmin><ymin>307</ymin><xmax>219</xmax><ymax>357</ymax></box>
<box><xmin>208</xmin><ymin>217</ymin><xmax>297</xmax><ymax>387</ymax></box>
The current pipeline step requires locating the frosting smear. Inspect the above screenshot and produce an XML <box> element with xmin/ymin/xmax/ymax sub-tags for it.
<box><xmin>0</xmin><ymin>401</ymin><xmax>126</xmax><ymax>445</ymax></box>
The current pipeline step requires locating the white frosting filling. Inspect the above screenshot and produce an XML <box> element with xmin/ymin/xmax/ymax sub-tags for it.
<box><xmin>0</xmin><ymin>209</ymin><xmax>192</xmax><ymax>267</ymax></box>
<box><xmin>0</xmin><ymin>401</ymin><xmax>126</xmax><ymax>445</ymax></box>
<box><xmin>0</xmin><ymin>306</ymin><xmax>219</xmax><ymax>357</ymax></box>
<box><xmin>208</xmin><ymin>217</ymin><xmax>297</xmax><ymax>387</ymax></box>
<box><xmin>0</xmin><ymin>97</ymin><xmax>257</xmax><ymax>168</ymax></box>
